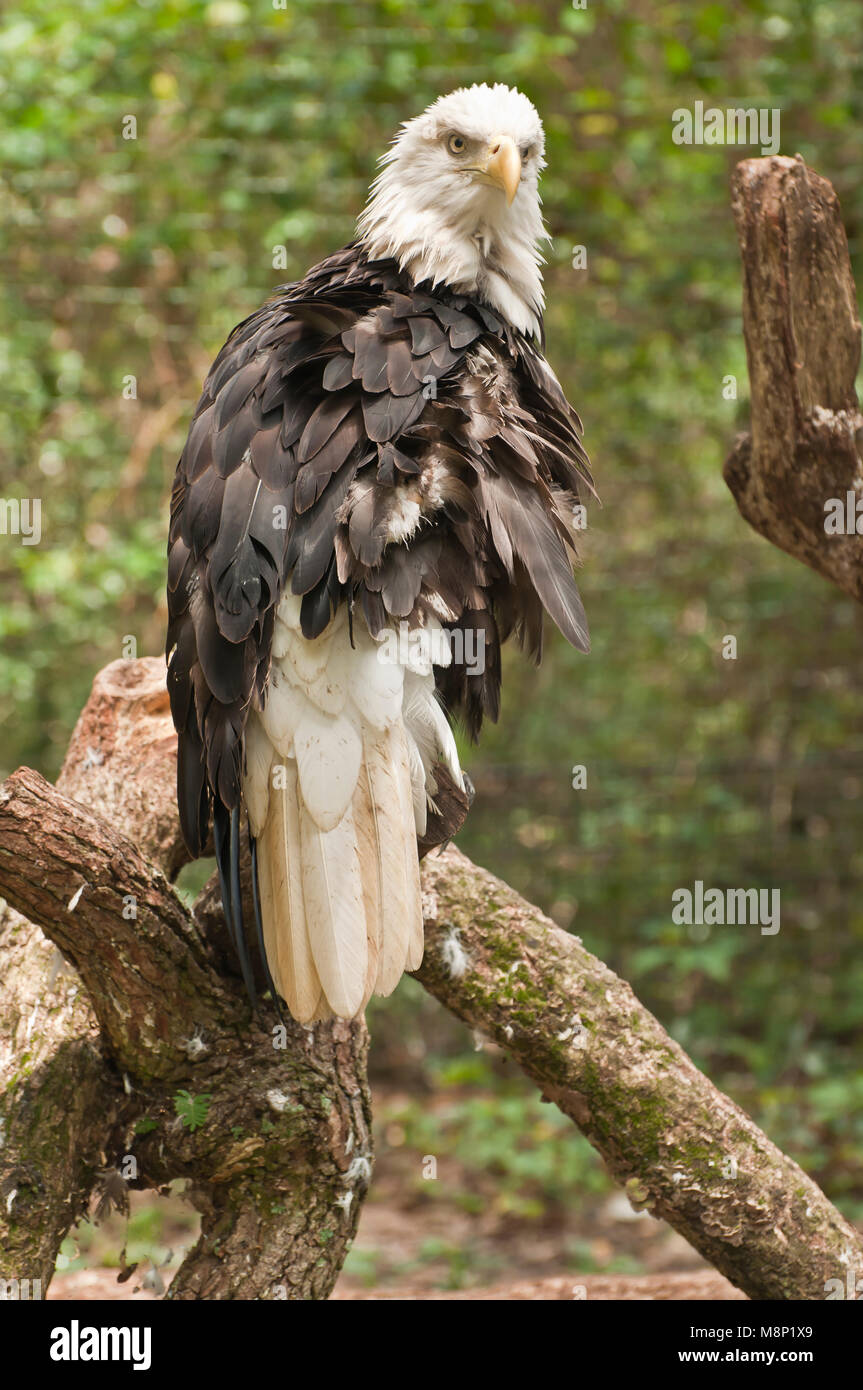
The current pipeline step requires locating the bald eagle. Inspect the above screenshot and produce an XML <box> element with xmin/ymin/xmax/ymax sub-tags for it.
<box><xmin>166</xmin><ymin>84</ymin><xmax>593</xmax><ymax>1023</ymax></box>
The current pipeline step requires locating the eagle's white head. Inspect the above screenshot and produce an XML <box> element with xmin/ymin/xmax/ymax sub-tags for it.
<box><xmin>357</xmin><ymin>83</ymin><xmax>548</xmax><ymax>338</ymax></box>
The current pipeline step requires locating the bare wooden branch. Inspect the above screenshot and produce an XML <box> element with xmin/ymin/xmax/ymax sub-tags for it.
<box><xmin>417</xmin><ymin>848</ymin><xmax>863</xmax><ymax>1300</ymax></box>
<box><xmin>0</xmin><ymin>768</ymin><xmax>240</xmax><ymax>1078</ymax></box>
<box><xmin>1</xmin><ymin>662</ymin><xmax>371</xmax><ymax>1300</ymax></box>
<box><xmin>724</xmin><ymin>155</ymin><xmax>863</xmax><ymax>596</ymax></box>
<box><xmin>58</xmin><ymin>657</ymin><xmax>191</xmax><ymax>879</ymax></box>
<box><xmin>0</xmin><ymin>666</ymin><xmax>168</xmax><ymax>1289</ymax></box>
<box><xmin>0</xmin><ymin>960</ymin><xmax>123</xmax><ymax>1291</ymax></box>
<box><xmin>1</xmin><ymin>660</ymin><xmax>194</xmax><ymax>1290</ymax></box>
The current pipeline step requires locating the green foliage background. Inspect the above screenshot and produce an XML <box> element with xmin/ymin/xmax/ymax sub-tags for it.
<box><xmin>2</xmin><ymin>0</ymin><xmax>863</xmax><ymax>1246</ymax></box>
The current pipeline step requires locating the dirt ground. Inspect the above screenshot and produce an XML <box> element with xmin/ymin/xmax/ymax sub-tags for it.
<box><xmin>49</xmin><ymin>1267</ymin><xmax>744</xmax><ymax>1300</ymax></box>
<box><xmin>45</xmin><ymin>1140</ymin><xmax>748</xmax><ymax>1302</ymax></box>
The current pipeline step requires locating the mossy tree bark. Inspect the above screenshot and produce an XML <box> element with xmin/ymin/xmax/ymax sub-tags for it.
<box><xmin>0</xmin><ymin>663</ymin><xmax>371</xmax><ymax>1300</ymax></box>
<box><xmin>417</xmin><ymin>849</ymin><xmax>863</xmax><ymax>1300</ymax></box>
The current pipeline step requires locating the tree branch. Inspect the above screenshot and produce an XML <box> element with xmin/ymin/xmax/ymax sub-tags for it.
<box><xmin>417</xmin><ymin>848</ymin><xmax>863</xmax><ymax>1300</ymax></box>
<box><xmin>0</xmin><ymin>662</ymin><xmax>372</xmax><ymax>1300</ymax></box>
<box><xmin>724</xmin><ymin>154</ymin><xmax>863</xmax><ymax>595</ymax></box>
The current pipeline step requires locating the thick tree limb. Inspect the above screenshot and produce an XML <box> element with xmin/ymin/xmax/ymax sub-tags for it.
<box><xmin>724</xmin><ymin>155</ymin><xmax>863</xmax><ymax>594</ymax></box>
<box><xmin>0</xmin><ymin>980</ymin><xmax>121</xmax><ymax>1291</ymax></box>
<box><xmin>0</xmin><ymin>768</ymin><xmax>242</xmax><ymax>1079</ymax></box>
<box><xmin>0</xmin><ymin>666</ymin><xmax>142</xmax><ymax>1291</ymax></box>
<box><xmin>417</xmin><ymin>849</ymin><xmax>863</xmax><ymax>1301</ymax></box>
<box><xmin>0</xmin><ymin>763</ymin><xmax>372</xmax><ymax>1300</ymax></box>
<box><xmin>0</xmin><ymin>661</ymin><xmax>371</xmax><ymax>1300</ymax></box>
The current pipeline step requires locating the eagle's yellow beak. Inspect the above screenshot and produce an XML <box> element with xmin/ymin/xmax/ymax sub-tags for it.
<box><xmin>479</xmin><ymin>135</ymin><xmax>521</xmax><ymax>205</ymax></box>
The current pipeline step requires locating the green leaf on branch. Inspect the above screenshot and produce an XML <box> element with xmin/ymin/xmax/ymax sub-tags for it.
<box><xmin>173</xmin><ymin>1090</ymin><xmax>212</xmax><ymax>1131</ymax></box>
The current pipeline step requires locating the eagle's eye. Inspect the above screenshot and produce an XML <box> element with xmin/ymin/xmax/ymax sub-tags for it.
<box><xmin>521</xmin><ymin>144</ymin><xmax>534</xmax><ymax>160</ymax></box>
<box><xmin>447</xmin><ymin>133</ymin><xmax>467</xmax><ymax>155</ymax></box>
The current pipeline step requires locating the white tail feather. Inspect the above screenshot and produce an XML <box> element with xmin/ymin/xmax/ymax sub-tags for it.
<box><xmin>294</xmin><ymin>706</ymin><xmax>362</xmax><ymax>831</ymax></box>
<box><xmin>353</xmin><ymin>761</ymin><xmax>383</xmax><ymax>1012</ymax></box>
<box><xmin>390</xmin><ymin>721</ymin><xmax>424</xmax><ymax>971</ymax></box>
<box><xmin>362</xmin><ymin>725</ymin><xmax>416</xmax><ymax>995</ymax></box>
<box><xmin>244</xmin><ymin>713</ymin><xmax>273</xmax><ymax>837</ymax></box>
<box><xmin>257</xmin><ymin>758</ymin><xmax>323</xmax><ymax>1023</ymax></box>
<box><xmin>300</xmin><ymin>800</ymin><xmax>368</xmax><ymax>1019</ymax></box>
<box><xmin>402</xmin><ymin>670</ymin><xmax>463</xmax><ymax>787</ymax></box>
